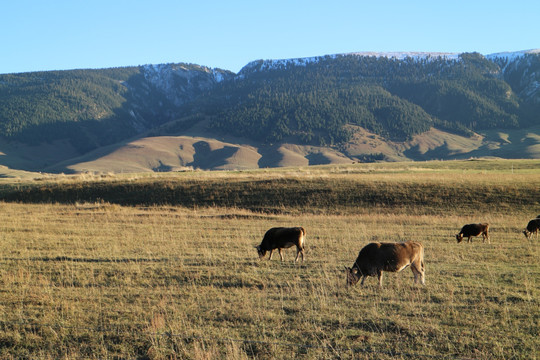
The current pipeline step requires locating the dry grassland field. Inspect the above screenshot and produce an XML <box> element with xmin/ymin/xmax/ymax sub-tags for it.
<box><xmin>0</xmin><ymin>160</ymin><xmax>539</xmax><ymax>359</ymax></box>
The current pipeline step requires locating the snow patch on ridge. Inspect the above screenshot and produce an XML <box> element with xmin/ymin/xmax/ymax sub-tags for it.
<box><xmin>141</xmin><ymin>63</ymin><xmax>230</xmax><ymax>106</ymax></box>
<box><xmin>485</xmin><ymin>49</ymin><xmax>540</xmax><ymax>61</ymax></box>
<box><xmin>347</xmin><ymin>51</ymin><xmax>460</xmax><ymax>60</ymax></box>
<box><xmin>486</xmin><ymin>49</ymin><xmax>540</xmax><ymax>75</ymax></box>
<box><xmin>240</xmin><ymin>50</ymin><xmax>540</xmax><ymax>75</ymax></box>
<box><xmin>142</xmin><ymin>63</ymin><xmax>227</xmax><ymax>91</ymax></box>
<box><xmin>239</xmin><ymin>52</ymin><xmax>461</xmax><ymax>75</ymax></box>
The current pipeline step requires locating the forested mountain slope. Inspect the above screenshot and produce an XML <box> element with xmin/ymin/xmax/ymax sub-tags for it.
<box><xmin>0</xmin><ymin>65</ymin><xmax>233</xmax><ymax>153</ymax></box>
<box><xmin>203</xmin><ymin>52</ymin><xmax>538</xmax><ymax>145</ymax></box>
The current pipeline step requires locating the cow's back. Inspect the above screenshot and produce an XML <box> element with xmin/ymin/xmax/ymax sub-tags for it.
<box><xmin>383</xmin><ymin>242</ymin><xmax>423</xmax><ymax>271</ymax></box>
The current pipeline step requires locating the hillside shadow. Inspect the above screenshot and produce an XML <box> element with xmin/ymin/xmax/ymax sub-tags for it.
<box><xmin>305</xmin><ymin>152</ymin><xmax>332</xmax><ymax>165</ymax></box>
<box><xmin>404</xmin><ymin>141</ymin><xmax>462</xmax><ymax>161</ymax></box>
<box><xmin>257</xmin><ymin>144</ymin><xmax>283</xmax><ymax>168</ymax></box>
<box><xmin>189</xmin><ymin>141</ymin><xmax>238</xmax><ymax>169</ymax></box>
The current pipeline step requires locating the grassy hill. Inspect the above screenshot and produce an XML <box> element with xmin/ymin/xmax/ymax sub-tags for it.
<box><xmin>32</xmin><ymin>123</ymin><xmax>540</xmax><ymax>173</ymax></box>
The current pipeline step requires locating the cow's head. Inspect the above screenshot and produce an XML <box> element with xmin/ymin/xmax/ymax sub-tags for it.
<box><xmin>523</xmin><ymin>230</ymin><xmax>531</xmax><ymax>239</ymax></box>
<box><xmin>255</xmin><ymin>245</ymin><xmax>267</xmax><ymax>259</ymax></box>
<box><xmin>345</xmin><ymin>267</ymin><xmax>360</xmax><ymax>287</ymax></box>
<box><xmin>456</xmin><ymin>234</ymin><xmax>463</xmax><ymax>243</ymax></box>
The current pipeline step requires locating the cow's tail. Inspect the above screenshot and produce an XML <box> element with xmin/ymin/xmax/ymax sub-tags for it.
<box><xmin>419</xmin><ymin>243</ymin><xmax>425</xmax><ymax>272</ymax></box>
<box><xmin>299</xmin><ymin>227</ymin><xmax>306</xmax><ymax>249</ymax></box>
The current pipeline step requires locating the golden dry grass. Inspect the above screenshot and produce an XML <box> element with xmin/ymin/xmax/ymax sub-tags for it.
<box><xmin>0</xmin><ymin>160</ymin><xmax>538</xmax><ymax>359</ymax></box>
<box><xmin>0</xmin><ymin>196</ymin><xmax>538</xmax><ymax>359</ymax></box>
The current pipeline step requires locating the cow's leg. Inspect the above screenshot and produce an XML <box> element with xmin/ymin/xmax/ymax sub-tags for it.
<box><xmin>268</xmin><ymin>249</ymin><xmax>274</xmax><ymax>260</ymax></box>
<box><xmin>294</xmin><ymin>246</ymin><xmax>305</xmax><ymax>262</ymax></box>
<box><xmin>278</xmin><ymin>248</ymin><xmax>284</xmax><ymax>262</ymax></box>
<box><xmin>411</xmin><ymin>262</ymin><xmax>425</xmax><ymax>285</ymax></box>
<box><xmin>468</xmin><ymin>236</ymin><xmax>472</xmax><ymax>243</ymax></box>
<box><xmin>360</xmin><ymin>275</ymin><xmax>367</xmax><ymax>286</ymax></box>
<box><xmin>411</xmin><ymin>265</ymin><xmax>418</xmax><ymax>284</ymax></box>
<box><xmin>377</xmin><ymin>270</ymin><xmax>383</xmax><ymax>287</ymax></box>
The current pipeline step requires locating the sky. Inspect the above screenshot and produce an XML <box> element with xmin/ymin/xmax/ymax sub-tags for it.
<box><xmin>2</xmin><ymin>0</ymin><xmax>539</xmax><ymax>75</ymax></box>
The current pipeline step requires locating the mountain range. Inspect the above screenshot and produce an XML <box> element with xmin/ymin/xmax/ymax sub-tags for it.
<box><xmin>1</xmin><ymin>49</ymin><xmax>539</xmax><ymax>175</ymax></box>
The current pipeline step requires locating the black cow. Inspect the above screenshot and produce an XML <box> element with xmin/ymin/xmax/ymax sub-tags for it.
<box><xmin>456</xmin><ymin>223</ymin><xmax>490</xmax><ymax>243</ymax></box>
<box><xmin>523</xmin><ymin>218</ymin><xmax>540</xmax><ymax>239</ymax></box>
<box><xmin>255</xmin><ymin>227</ymin><xmax>306</xmax><ymax>262</ymax></box>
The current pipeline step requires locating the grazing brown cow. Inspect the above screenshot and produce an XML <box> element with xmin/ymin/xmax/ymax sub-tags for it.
<box><xmin>256</xmin><ymin>227</ymin><xmax>305</xmax><ymax>262</ymax></box>
<box><xmin>523</xmin><ymin>218</ymin><xmax>540</xmax><ymax>239</ymax></box>
<box><xmin>456</xmin><ymin>223</ymin><xmax>490</xmax><ymax>243</ymax></box>
<box><xmin>345</xmin><ymin>241</ymin><xmax>425</xmax><ymax>287</ymax></box>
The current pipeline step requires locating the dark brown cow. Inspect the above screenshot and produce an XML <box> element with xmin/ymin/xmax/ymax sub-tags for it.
<box><xmin>256</xmin><ymin>227</ymin><xmax>305</xmax><ymax>262</ymax></box>
<box><xmin>456</xmin><ymin>223</ymin><xmax>490</xmax><ymax>243</ymax></box>
<box><xmin>523</xmin><ymin>218</ymin><xmax>540</xmax><ymax>239</ymax></box>
<box><xmin>345</xmin><ymin>241</ymin><xmax>425</xmax><ymax>287</ymax></box>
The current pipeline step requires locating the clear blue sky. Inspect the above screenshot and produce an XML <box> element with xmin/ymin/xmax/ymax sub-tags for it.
<box><xmin>2</xmin><ymin>0</ymin><xmax>539</xmax><ymax>75</ymax></box>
